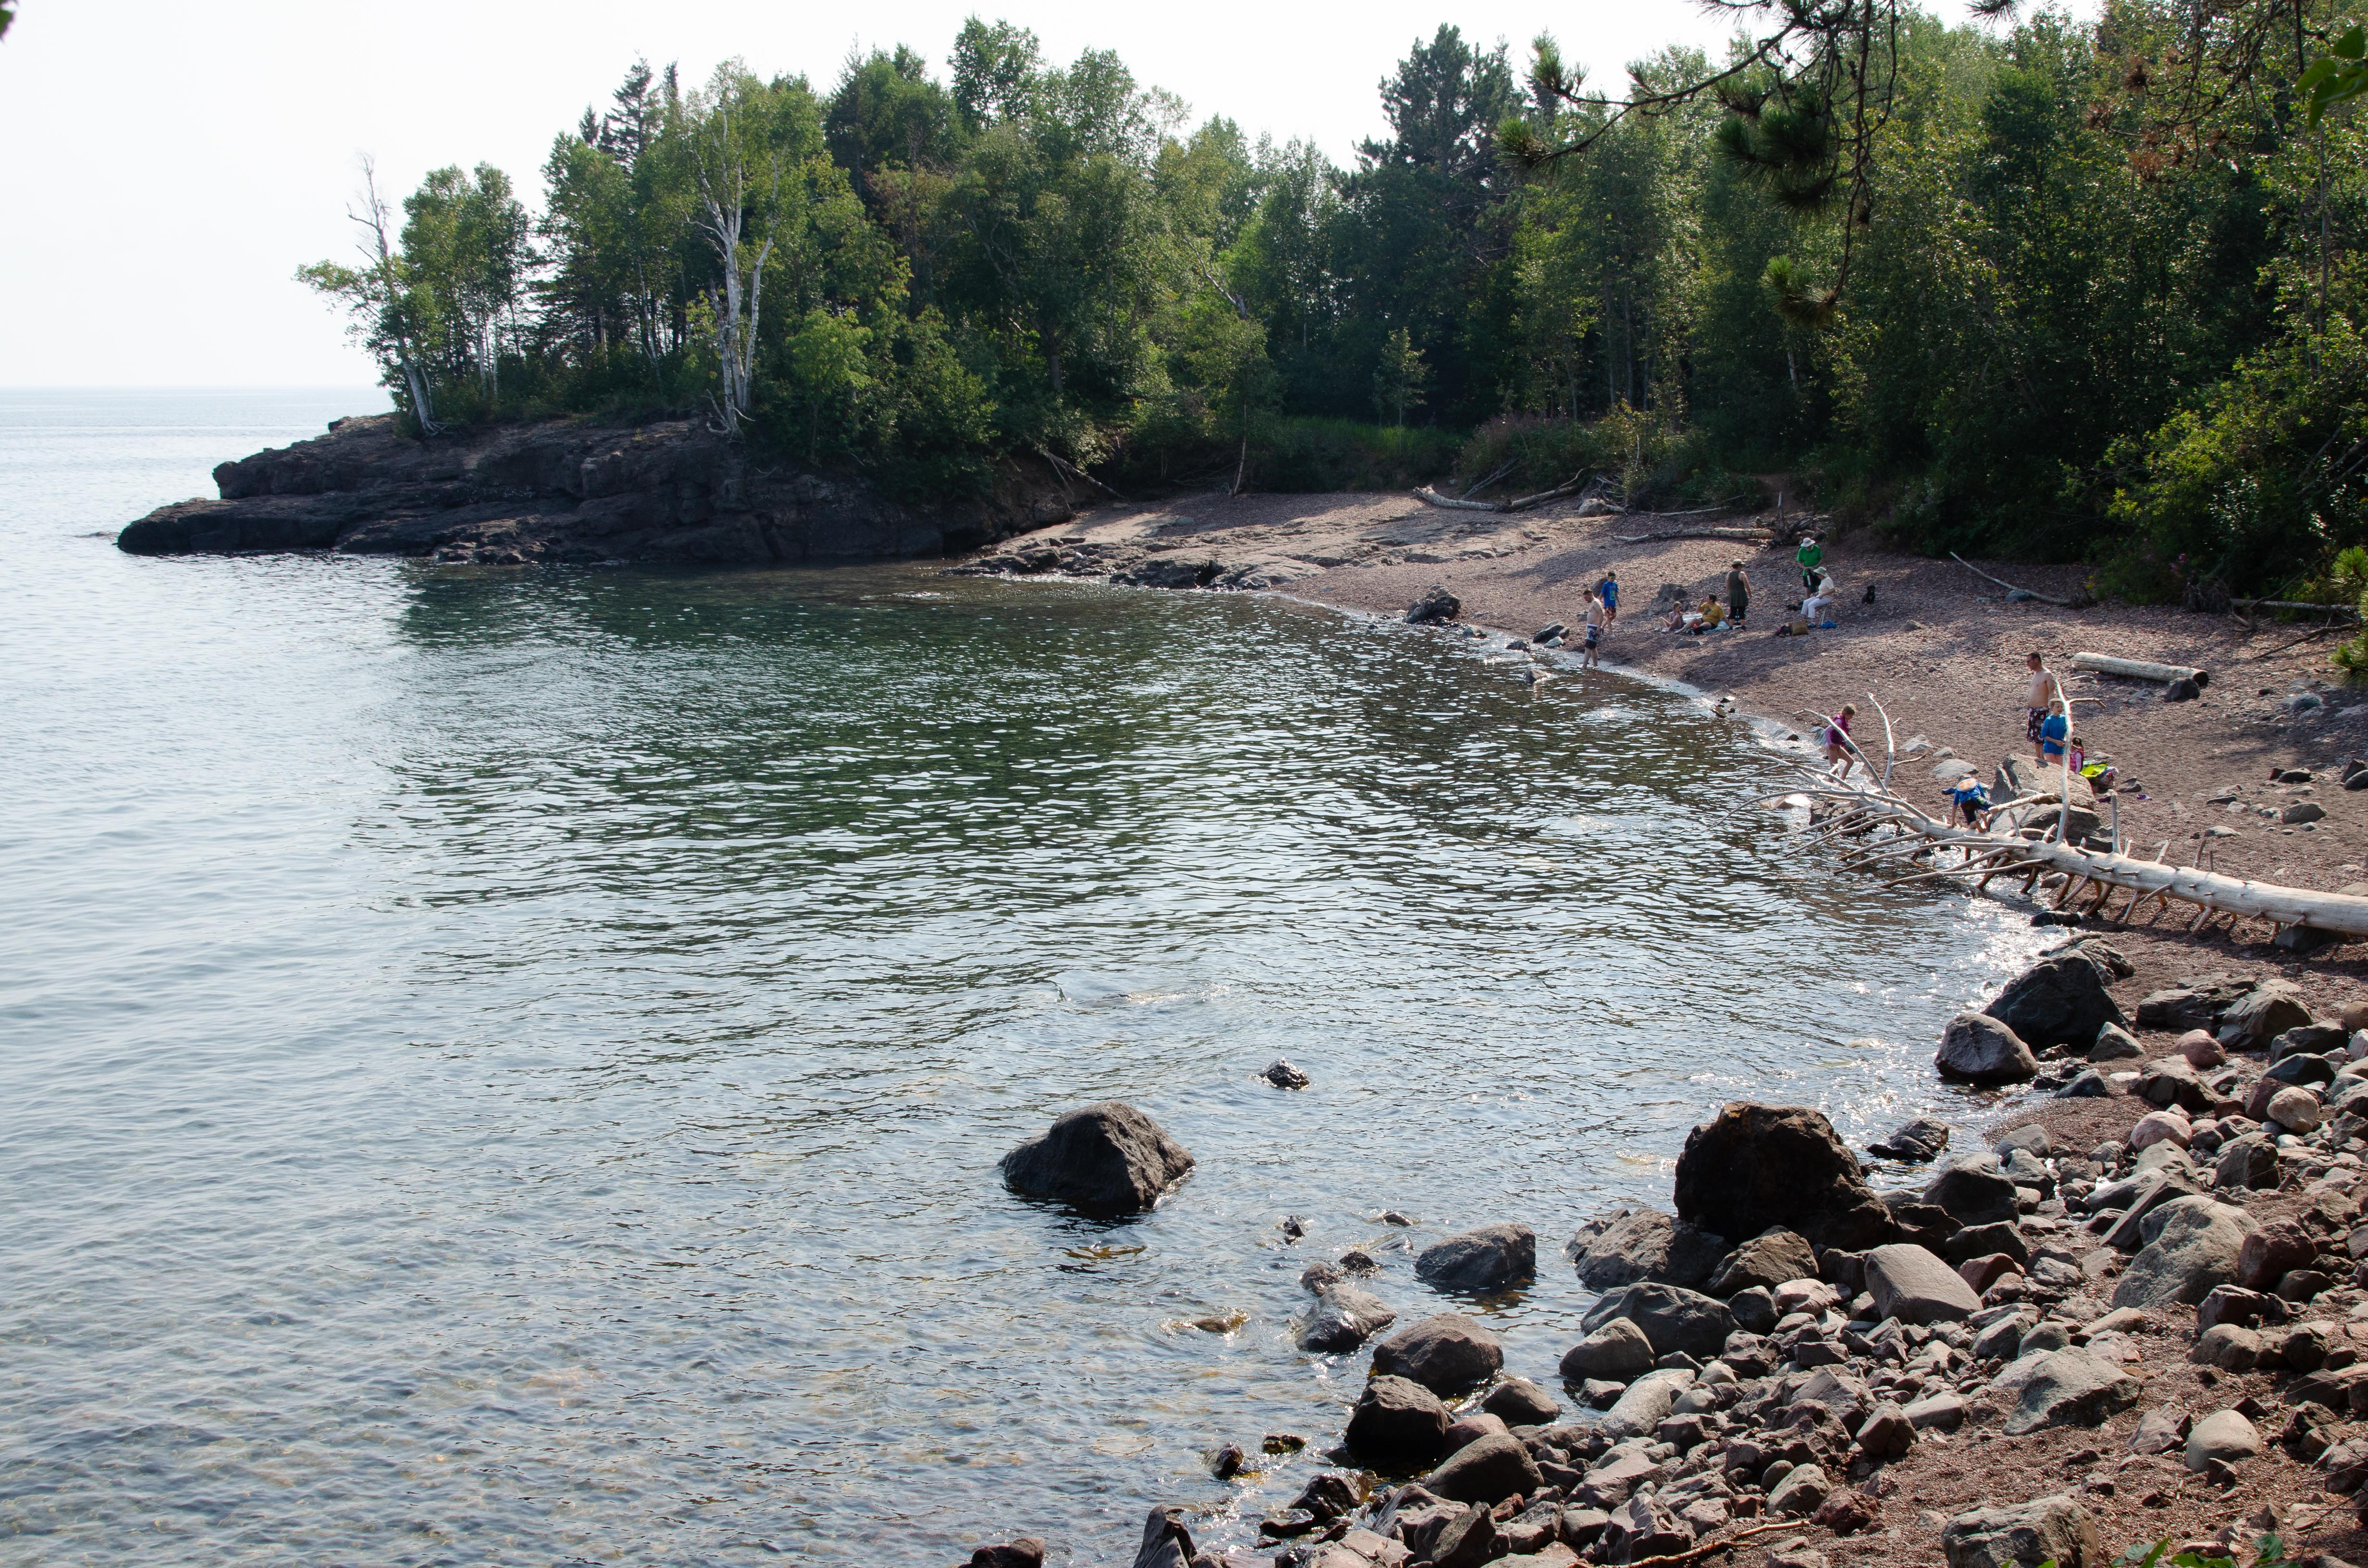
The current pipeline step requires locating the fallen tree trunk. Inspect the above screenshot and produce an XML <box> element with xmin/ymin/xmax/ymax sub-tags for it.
<box><xmin>1949</xmin><ymin>552</ymin><xmax>2084</xmax><ymax>608</ymax></box>
<box><xmin>1764</xmin><ymin>692</ymin><xmax>2368</xmax><ymax>937</ymax></box>
<box><xmin>1612</xmin><ymin>526</ymin><xmax>1775</xmax><ymax>545</ymax></box>
<box><xmin>2243</xmin><ymin>598</ymin><xmax>2364</xmax><ymax>621</ymax></box>
<box><xmin>2071</xmin><ymin>651</ymin><xmax>2210</xmax><ymax>689</ymax></box>
<box><xmin>1410</xmin><ymin>487</ymin><xmax>1501</xmax><ymax>514</ymax></box>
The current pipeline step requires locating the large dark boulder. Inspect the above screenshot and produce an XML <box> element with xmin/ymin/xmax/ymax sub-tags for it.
<box><xmin>1343</xmin><ymin>1375</ymin><xmax>1451</xmax><ymax>1467</ymax></box>
<box><xmin>1673</xmin><ymin>1103</ymin><xmax>1895</xmax><ymax>1249</ymax></box>
<box><xmin>1935</xmin><ymin>1013</ymin><xmax>2039</xmax><ymax>1084</ymax></box>
<box><xmin>1565</xmin><ymin>1207</ymin><xmax>1726</xmax><ymax>1290</ymax></box>
<box><xmin>1579</xmin><ymin>1283</ymin><xmax>1737</xmax><ymax>1360</ymax></box>
<box><xmin>1370</xmin><ymin>1313</ymin><xmax>1505</xmax><ymax>1395</ymax></box>
<box><xmin>999</xmin><ymin>1102</ymin><xmax>1193</xmax><ymax>1214</ymax></box>
<box><xmin>1416</xmin><ymin>1223</ymin><xmax>1536</xmax><ymax>1293</ymax></box>
<box><xmin>1983</xmin><ymin>955</ymin><xmax>2128</xmax><ymax>1052</ymax></box>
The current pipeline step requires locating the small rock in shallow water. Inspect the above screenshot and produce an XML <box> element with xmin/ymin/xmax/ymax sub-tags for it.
<box><xmin>1338</xmin><ymin>1249</ymin><xmax>1380</xmax><ymax>1274</ymax></box>
<box><xmin>1278</xmin><ymin>1215</ymin><xmax>1306</xmax><ymax>1241</ymax></box>
<box><xmin>1261</xmin><ymin>1431</ymin><xmax>1305</xmax><ymax>1454</ymax></box>
<box><xmin>1380</xmin><ymin>1210</ymin><xmax>1414</xmax><ymax>1226</ymax></box>
<box><xmin>968</xmin><ymin>1538</ymin><xmax>1047</xmax><ymax>1568</ymax></box>
<box><xmin>1209</xmin><ymin>1443</ymin><xmax>1246</xmax><ymax>1479</ymax></box>
<box><xmin>1298</xmin><ymin>1262</ymin><xmax>1343</xmax><ymax>1294</ymax></box>
<box><xmin>1261</xmin><ymin>1058</ymin><xmax>1311</xmax><ymax>1089</ymax></box>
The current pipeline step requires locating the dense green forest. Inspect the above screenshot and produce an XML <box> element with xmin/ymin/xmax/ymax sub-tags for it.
<box><xmin>302</xmin><ymin>4</ymin><xmax>2368</xmax><ymax>598</ymax></box>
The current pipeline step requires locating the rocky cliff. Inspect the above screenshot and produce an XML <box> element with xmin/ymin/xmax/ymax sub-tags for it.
<box><xmin>115</xmin><ymin>414</ymin><xmax>1075</xmax><ymax>566</ymax></box>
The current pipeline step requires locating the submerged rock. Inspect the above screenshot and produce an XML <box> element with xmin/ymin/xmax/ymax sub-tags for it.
<box><xmin>999</xmin><ymin>1102</ymin><xmax>1193</xmax><ymax>1213</ymax></box>
<box><xmin>1260</xmin><ymin>1058</ymin><xmax>1311</xmax><ymax>1089</ymax></box>
<box><xmin>1296</xmin><ymin>1286</ymin><xmax>1397</xmax><ymax>1353</ymax></box>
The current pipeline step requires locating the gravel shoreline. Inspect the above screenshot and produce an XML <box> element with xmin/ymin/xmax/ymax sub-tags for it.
<box><xmin>950</xmin><ymin>499</ymin><xmax>2368</xmax><ymax>1568</ymax></box>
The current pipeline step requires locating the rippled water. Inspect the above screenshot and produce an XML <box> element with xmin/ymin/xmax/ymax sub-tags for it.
<box><xmin>0</xmin><ymin>390</ymin><xmax>2048</xmax><ymax>1566</ymax></box>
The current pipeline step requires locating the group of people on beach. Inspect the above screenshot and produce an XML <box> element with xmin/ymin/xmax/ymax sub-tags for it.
<box><xmin>1583</xmin><ymin>534</ymin><xmax>1838</xmax><ymax>645</ymax></box>
<box><xmin>1815</xmin><ymin>650</ymin><xmax>2108</xmax><ymax>836</ymax></box>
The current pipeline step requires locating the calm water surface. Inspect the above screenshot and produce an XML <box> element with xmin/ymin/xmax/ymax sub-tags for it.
<box><xmin>0</xmin><ymin>390</ymin><xmax>2044</xmax><ymax>1566</ymax></box>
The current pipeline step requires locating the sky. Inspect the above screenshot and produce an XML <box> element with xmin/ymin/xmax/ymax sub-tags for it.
<box><xmin>0</xmin><ymin>0</ymin><xmax>1758</xmax><ymax>388</ymax></box>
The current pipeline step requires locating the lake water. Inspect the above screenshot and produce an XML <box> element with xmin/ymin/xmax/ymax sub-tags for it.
<box><xmin>0</xmin><ymin>390</ymin><xmax>2046</xmax><ymax>1566</ymax></box>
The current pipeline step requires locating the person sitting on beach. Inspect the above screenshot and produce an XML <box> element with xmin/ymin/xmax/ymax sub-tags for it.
<box><xmin>1664</xmin><ymin>599</ymin><xmax>1691</xmax><ymax>631</ymax></box>
<box><xmin>1948</xmin><ymin>773</ymin><xmax>1993</xmax><ymax>829</ymax></box>
<box><xmin>1691</xmin><ymin>596</ymin><xmax>1726</xmax><ymax>633</ymax></box>
<box><xmin>1801</xmin><ymin>576</ymin><xmax>1835</xmax><ymax>626</ymax></box>
<box><xmin>1824</xmin><ymin>704</ymin><xmax>1858</xmax><ymax>776</ymax></box>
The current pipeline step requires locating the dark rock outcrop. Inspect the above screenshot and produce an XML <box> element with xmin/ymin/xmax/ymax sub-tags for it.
<box><xmin>999</xmin><ymin>1102</ymin><xmax>1193</xmax><ymax>1214</ymax></box>
<box><xmin>1673</xmin><ymin>1103</ymin><xmax>1894</xmax><ymax>1249</ymax></box>
<box><xmin>116</xmin><ymin>414</ymin><xmax>1070</xmax><ymax>565</ymax></box>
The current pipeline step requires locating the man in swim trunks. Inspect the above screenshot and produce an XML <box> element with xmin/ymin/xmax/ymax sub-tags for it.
<box><xmin>2024</xmin><ymin>652</ymin><xmax>2063</xmax><ymax>762</ymax></box>
<box><xmin>1582</xmin><ymin>590</ymin><xmax>1605</xmax><ymax>668</ymax></box>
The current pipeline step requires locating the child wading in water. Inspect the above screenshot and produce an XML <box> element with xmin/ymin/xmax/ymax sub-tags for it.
<box><xmin>1824</xmin><ymin>703</ymin><xmax>1858</xmax><ymax>776</ymax></box>
<box><xmin>1581</xmin><ymin>590</ymin><xmax>1606</xmax><ymax>668</ymax></box>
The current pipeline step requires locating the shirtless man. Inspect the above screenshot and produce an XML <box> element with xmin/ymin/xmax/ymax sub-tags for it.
<box><xmin>2024</xmin><ymin>653</ymin><xmax>2063</xmax><ymax>762</ymax></box>
<box><xmin>1581</xmin><ymin>590</ymin><xmax>1606</xmax><ymax>668</ymax></box>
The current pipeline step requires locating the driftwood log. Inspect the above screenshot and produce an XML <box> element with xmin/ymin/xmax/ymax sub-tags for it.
<box><xmin>2070</xmin><ymin>651</ymin><xmax>2210</xmax><ymax>689</ymax></box>
<box><xmin>1765</xmin><ymin>693</ymin><xmax>2368</xmax><ymax>940</ymax></box>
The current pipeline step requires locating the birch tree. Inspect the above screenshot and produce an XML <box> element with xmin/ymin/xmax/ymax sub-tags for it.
<box><xmin>681</xmin><ymin>65</ymin><xmax>792</xmax><ymax>435</ymax></box>
<box><xmin>297</xmin><ymin>159</ymin><xmax>442</xmax><ymax>433</ymax></box>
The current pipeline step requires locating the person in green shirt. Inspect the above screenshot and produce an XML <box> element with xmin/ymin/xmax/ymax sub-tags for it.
<box><xmin>1796</xmin><ymin>535</ymin><xmax>1824</xmax><ymax>593</ymax></box>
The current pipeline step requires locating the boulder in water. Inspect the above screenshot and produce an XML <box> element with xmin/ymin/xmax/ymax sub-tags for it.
<box><xmin>1935</xmin><ymin>1013</ymin><xmax>2038</xmax><ymax>1084</ymax></box>
<box><xmin>1673</xmin><ymin>1102</ymin><xmax>1894</xmax><ymax>1249</ymax></box>
<box><xmin>999</xmin><ymin>1102</ymin><xmax>1193</xmax><ymax>1214</ymax></box>
<box><xmin>1296</xmin><ymin>1286</ymin><xmax>1397</xmax><ymax>1352</ymax></box>
<box><xmin>1260</xmin><ymin>1058</ymin><xmax>1311</xmax><ymax>1089</ymax></box>
<box><xmin>1415</xmin><ymin>1223</ymin><xmax>1536</xmax><ymax>1292</ymax></box>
